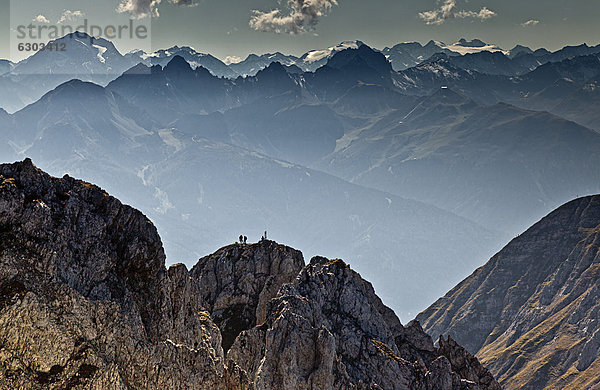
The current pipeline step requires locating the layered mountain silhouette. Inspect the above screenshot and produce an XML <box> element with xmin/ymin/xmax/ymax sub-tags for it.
<box><xmin>418</xmin><ymin>195</ymin><xmax>600</xmax><ymax>389</ymax></box>
<box><xmin>1</xmin><ymin>33</ymin><xmax>600</xmax><ymax>320</ymax></box>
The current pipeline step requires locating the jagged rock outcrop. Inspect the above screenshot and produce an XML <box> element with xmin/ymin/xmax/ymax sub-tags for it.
<box><xmin>225</xmin><ymin>257</ymin><xmax>500</xmax><ymax>390</ymax></box>
<box><xmin>0</xmin><ymin>159</ymin><xmax>500</xmax><ymax>389</ymax></box>
<box><xmin>417</xmin><ymin>195</ymin><xmax>600</xmax><ymax>389</ymax></box>
<box><xmin>190</xmin><ymin>241</ymin><xmax>304</xmax><ymax>352</ymax></box>
<box><xmin>437</xmin><ymin>336</ymin><xmax>499</xmax><ymax>390</ymax></box>
<box><xmin>0</xmin><ymin>159</ymin><xmax>227</xmax><ymax>389</ymax></box>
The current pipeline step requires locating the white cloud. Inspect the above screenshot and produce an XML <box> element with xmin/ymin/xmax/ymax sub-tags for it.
<box><xmin>117</xmin><ymin>0</ymin><xmax>161</xmax><ymax>18</ymax></box>
<box><xmin>419</xmin><ymin>0</ymin><xmax>456</xmax><ymax>25</ymax></box>
<box><xmin>521</xmin><ymin>19</ymin><xmax>540</xmax><ymax>27</ymax></box>
<box><xmin>171</xmin><ymin>0</ymin><xmax>197</xmax><ymax>6</ymax></box>
<box><xmin>117</xmin><ymin>0</ymin><xmax>197</xmax><ymax>18</ymax></box>
<box><xmin>419</xmin><ymin>0</ymin><xmax>496</xmax><ymax>25</ymax></box>
<box><xmin>250</xmin><ymin>0</ymin><xmax>339</xmax><ymax>34</ymax></box>
<box><xmin>223</xmin><ymin>55</ymin><xmax>243</xmax><ymax>65</ymax></box>
<box><xmin>58</xmin><ymin>10</ymin><xmax>85</xmax><ymax>24</ymax></box>
<box><xmin>456</xmin><ymin>7</ymin><xmax>496</xmax><ymax>21</ymax></box>
<box><xmin>33</xmin><ymin>15</ymin><xmax>50</xmax><ymax>24</ymax></box>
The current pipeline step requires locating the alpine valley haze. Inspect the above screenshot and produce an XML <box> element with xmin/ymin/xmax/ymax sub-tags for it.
<box><xmin>0</xmin><ymin>0</ymin><xmax>600</xmax><ymax>388</ymax></box>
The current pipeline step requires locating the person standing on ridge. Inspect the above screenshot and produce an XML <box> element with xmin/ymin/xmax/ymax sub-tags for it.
<box><xmin>239</xmin><ymin>235</ymin><xmax>243</xmax><ymax>244</ymax></box>
<box><xmin>243</xmin><ymin>236</ymin><xmax>247</xmax><ymax>245</ymax></box>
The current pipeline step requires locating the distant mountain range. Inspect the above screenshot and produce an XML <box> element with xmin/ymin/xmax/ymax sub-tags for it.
<box><xmin>1</xmin><ymin>32</ymin><xmax>598</xmax><ymax>113</ymax></box>
<box><xmin>1</xmin><ymin>32</ymin><xmax>600</xmax><ymax>319</ymax></box>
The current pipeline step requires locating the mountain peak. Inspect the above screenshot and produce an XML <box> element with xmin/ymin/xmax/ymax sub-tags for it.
<box><xmin>46</xmin><ymin>79</ymin><xmax>105</xmax><ymax>98</ymax></box>
<box><xmin>508</xmin><ymin>44</ymin><xmax>534</xmax><ymax>58</ymax></box>
<box><xmin>51</xmin><ymin>31</ymin><xmax>116</xmax><ymax>51</ymax></box>
<box><xmin>301</xmin><ymin>40</ymin><xmax>365</xmax><ymax>64</ymax></box>
<box><xmin>256</xmin><ymin>60</ymin><xmax>288</xmax><ymax>76</ymax></box>
<box><xmin>58</xmin><ymin>31</ymin><xmax>93</xmax><ymax>41</ymax></box>
<box><xmin>122</xmin><ymin>62</ymin><xmax>151</xmax><ymax>75</ymax></box>
<box><xmin>326</xmin><ymin>44</ymin><xmax>392</xmax><ymax>74</ymax></box>
<box><xmin>426</xmin><ymin>40</ymin><xmax>446</xmax><ymax>48</ymax></box>
<box><xmin>457</xmin><ymin>38</ymin><xmax>488</xmax><ymax>48</ymax></box>
<box><xmin>440</xmin><ymin>39</ymin><xmax>506</xmax><ymax>55</ymax></box>
<box><xmin>164</xmin><ymin>55</ymin><xmax>192</xmax><ymax>72</ymax></box>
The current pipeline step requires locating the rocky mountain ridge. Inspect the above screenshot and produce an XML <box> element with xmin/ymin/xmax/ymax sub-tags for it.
<box><xmin>417</xmin><ymin>195</ymin><xmax>600</xmax><ymax>389</ymax></box>
<box><xmin>0</xmin><ymin>159</ymin><xmax>500</xmax><ymax>389</ymax></box>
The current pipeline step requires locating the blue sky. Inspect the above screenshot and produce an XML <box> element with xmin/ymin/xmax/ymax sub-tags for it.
<box><xmin>2</xmin><ymin>0</ymin><xmax>599</xmax><ymax>61</ymax></box>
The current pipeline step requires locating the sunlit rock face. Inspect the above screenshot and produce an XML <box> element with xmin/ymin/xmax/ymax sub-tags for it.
<box><xmin>418</xmin><ymin>195</ymin><xmax>600</xmax><ymax>389</ymax></box>
<box><xmin>0</xmin><ymin>159</ymin><xmax>499</xmax><ymax>389</ymax></box>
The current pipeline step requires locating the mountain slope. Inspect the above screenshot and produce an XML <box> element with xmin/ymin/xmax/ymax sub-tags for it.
<box><xmin>0</xmin><ymin>159</ymin><xmax>500</xmax><ymax>389</ymax></box>
<box><xmin>106</xmin><ymin>57</ymin><xmax>236</xmax><ymax>123</ymax></box>
<box><xmin>507</xmin><ymin>54</ymin><xmax>600</xmax><ymax>131</ymax></box>
<box><xmin>316</xmin><ymin>88</ymin><xmax>600</xmax><ymax>235</ymax></box>
<box><xmin>397</xmin><ymin>53</ymin><xmax>600</xmax><ymax>132</ymax></box>
<box><xmin>417</xmin><ymin>195</ymin><xmax>600</xmax><ymax>389</ymax></box>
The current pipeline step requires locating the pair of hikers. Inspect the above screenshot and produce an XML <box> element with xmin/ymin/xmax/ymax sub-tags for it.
<box><xmin>238</xmin><ymin>231</ymin><xmax>267</xmax><ymax>245</ymax></box>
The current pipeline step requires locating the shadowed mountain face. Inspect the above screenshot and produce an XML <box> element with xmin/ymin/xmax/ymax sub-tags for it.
<box><xmin>0</xmin><ymin>159</ymin><xmax>500</xmax><ymax>389</ymax></box>
<box><xmin>417</xmin><ymin>195</ymin><xmax>600</xmax><ymax>390</ymax></box>
<box><xmin>106</xmin><ymin>57</ymin><xmax>237</xmax><ymax>124</ymax></box>
<box><xmin>140</xmin><ymin>45</ymin><xmax>239</xmax><ymax>78</ymax></box>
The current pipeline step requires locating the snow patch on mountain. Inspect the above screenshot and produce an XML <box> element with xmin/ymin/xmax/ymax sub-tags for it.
<box><xmin>303</xmin><ymin>41</ymin><xmax>363</xmax><ymax>63</ymax></box>
<box><xmin>93</xmin><ymin>44</ymin><xmax>107</xmax><ymax>63</ymax></box>
<box><xmin>439</xmin><ymin>39</ymin><xmax>507</xmax><ymax>55</ymax></box>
